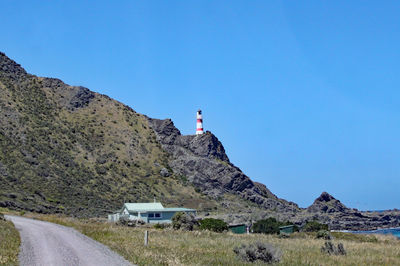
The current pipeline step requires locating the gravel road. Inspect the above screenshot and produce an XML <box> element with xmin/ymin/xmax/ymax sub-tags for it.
<box><xmin>6</xmin><ymin>215</ymin><xmax>133</xmax><ymax>266</ymax></box>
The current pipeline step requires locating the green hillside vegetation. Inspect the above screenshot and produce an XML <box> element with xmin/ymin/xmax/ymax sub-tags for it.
<box><xmin>0</xmin><ymin>60</ymin><xmax>217</xmax><ymax>216</ymax></box>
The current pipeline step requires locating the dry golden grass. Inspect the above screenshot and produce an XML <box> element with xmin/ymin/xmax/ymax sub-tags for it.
<box><xmin>0</xmin><ymin>216</ymin><xmax>20</xmax><ymax>266</ymax></box>
<box><xmin>26</xmin><ymin>213</ymin><xmax>400</xmax><ymax>266</ymax></box>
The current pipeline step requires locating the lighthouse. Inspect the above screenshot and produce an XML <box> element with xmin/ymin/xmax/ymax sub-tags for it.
<box><xmin>196</xmin><ymin>109</ymin><xmax>204</xmax><ymax>135</ymax></box>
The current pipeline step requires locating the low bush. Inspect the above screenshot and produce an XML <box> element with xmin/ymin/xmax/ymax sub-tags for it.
<box><xmin>253</xmin><ymin>217</ymin><xmax>298</xmax><ymax>235</ymax></box>
<box><xmin>303</xmin><ymin>220</ymin><xmax>329</xmax><ymax>232</ymax></box>
<box><xmin>172</xmin><ymin>212</ymin><xmax>198</xmax><ymax>231</ymax></box>
<box><xmin>252</xmin><ymin>217</ymin><xmax>280</xmax><ymax>234</ymax></box>
<box><xmin>0</xmin><ymin>213</ymin><xmax>5</xmax><ymax>221</ymax></box>
<box><xmin>199</xmin><ymin>218</ymin><xmax>228</xmax><ymax>233</ymax></box>
<box><xmin>153</xmin><ymin>223</ymin><xmax>167</xmax><ymax>230</ymax></box>
<box><xmin>316</xmin><ymin>230</ymin><xmax>332</xmax><ymax>240</ymax></box>
<box><xmin>233</xmin><ymin>242</ymin><xmax>282</xmax><ymax>264</ymax></box>
<box><xmin>321</xmin><ymin>241</ymin><xmax>346</xmax><ymax>256</ymax></box>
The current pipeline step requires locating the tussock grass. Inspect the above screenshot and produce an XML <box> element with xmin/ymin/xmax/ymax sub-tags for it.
<box><xmin>0</xmin><ymin>216</ymin><xmax>20</xmax><ymax>265</ymax></box>
<box><xmin>29</xmin><ymin>213</ymin><xmax>400</xmax><ymax>266</ymax></box>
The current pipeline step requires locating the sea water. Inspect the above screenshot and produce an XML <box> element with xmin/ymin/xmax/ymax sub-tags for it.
<box><xmin>351</xmin><ymin>228</ymin><xmax>400</xmax><ymax>239</ymax></box>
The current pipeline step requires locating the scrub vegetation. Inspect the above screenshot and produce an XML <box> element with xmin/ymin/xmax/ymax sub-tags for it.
<box><xmin>0</xmin><ymin>213</ymin><xmax>20</xmax><ymax>266</ymax></box>
<box><xmin>25</xmin><ymin>213</ymin><xmax>400</xmax><ymax>266</ymax></box>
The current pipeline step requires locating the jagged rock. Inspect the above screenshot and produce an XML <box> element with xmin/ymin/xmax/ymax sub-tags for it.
<box><xmin>69</xmin><ymin>86</ymin><xmax>95</xmax><ymax>109</ymax></box>
<box><xmin>0</xmin><ymin>52</ymin><xmax>27</xmax><ymax>80</ymax></box>
<box><xmin>148</xmin><ymin>117</ymin><xmax>299</xmax><ymax>213</ymax></box>
<box><xmin>160</xmin><ymin>168</ymin><xmax>170</xmax><ymax>177</ymax></box>
<box><xmin>307</xmin><ymin>192</ymin><xmax>348</xmax><ymax>213</ymax></box>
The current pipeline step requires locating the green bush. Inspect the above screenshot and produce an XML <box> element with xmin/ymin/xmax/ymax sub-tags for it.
<box><xmin>153</xmin><ymin>223</ymin><xmax>166</xmax><ymax>230</ymax></box>
<box><xmin>253</xmin><ymin>217</ymin><xmax>280</xmax><ymax>234</ymax></box>
<box><xmin>303</xmin><ymin>220</ymin><xmax>329</xmax><ymax>232</ymax></box>
<box><xmin>199</xmin><ymin>218</ymin><xmax>228</xmax><ymax>233</ymax></box>
<box><xmin>253</xmin><ymin>217</ymin><xmax>298</xmax><ymax>235</ymax></box>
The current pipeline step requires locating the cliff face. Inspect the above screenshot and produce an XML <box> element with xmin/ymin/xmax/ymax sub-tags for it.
<box><xmin>148</xmin><ymin>118</ymin><xmax>299</xmax><ymax>213</ymax></box>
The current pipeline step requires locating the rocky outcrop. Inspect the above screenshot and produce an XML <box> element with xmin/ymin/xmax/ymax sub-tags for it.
<box><xmin>148</xmin><ymin>118</ymin><xmax>299</xmax><ymax>213</ymax></box>
<box><xmin>307</xmin><ymin>192</ymin><xmax>347</xmax><ymax>213</ymax></box>
<box><xmin>292</xmin><ymin>192</ymin><xmax>400</xmax><ymax>230</ymax></box>
<box><xmin>0</xmin><ymin>52</ymin><xmax>28</xmax><ymax>80</ymax></box>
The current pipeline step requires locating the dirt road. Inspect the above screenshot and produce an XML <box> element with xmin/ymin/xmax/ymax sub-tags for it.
<box><xmin>6</xmin><ymin>215</ymin><xmax>132</xmax><ymax>266</ymax></box>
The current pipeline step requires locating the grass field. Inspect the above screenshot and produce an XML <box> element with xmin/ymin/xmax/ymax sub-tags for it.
<box><xmin>0</xmin><ymin>214</ymin><xmax>20</xmax><ymax>266</ymax></box>
<box><xmin>24</xmin><ymin>213</ymin><xmax>400</xmax><ymax>266</ymax></box>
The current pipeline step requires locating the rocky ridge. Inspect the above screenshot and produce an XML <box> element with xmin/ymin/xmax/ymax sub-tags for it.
<box><xmin>148</xmin><ymin>118</ymin><xmax>299</xmax><ymax>213</ymax></box>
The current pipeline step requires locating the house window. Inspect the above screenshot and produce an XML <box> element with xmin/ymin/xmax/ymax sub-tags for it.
<box><xmin>148</xmin><ymin>213</ymin><xmax>162</xmax><ymax>218</ymax></box>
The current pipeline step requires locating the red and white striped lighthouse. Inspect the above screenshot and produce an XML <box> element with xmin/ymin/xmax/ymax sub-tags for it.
<box><xmin>196</xmin><ymin>109</ymin><xmax>204</xmax><ymax>135</ymax></box>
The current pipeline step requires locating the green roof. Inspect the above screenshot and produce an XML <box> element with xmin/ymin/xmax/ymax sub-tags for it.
<box><xmin>124</xmin><ymin>202</ymin><xmax>164</xmax><ymax>212</ymax></box>
<box><xmin>122</xmin><ymin>203</ymin><xmax>195</xmax><ymax>213</ymax></box>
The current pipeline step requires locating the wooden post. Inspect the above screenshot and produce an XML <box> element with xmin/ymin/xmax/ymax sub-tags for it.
<box><xmin>144</xmin><ymin>230</ymin><xmax>148</xmax><ymax>246</ymax></box>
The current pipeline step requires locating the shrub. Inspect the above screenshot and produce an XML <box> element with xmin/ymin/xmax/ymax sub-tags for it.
<box><xmin>199</xmin><ymin>218</ymin><xmax>228</xmax><ymax>233</ymax></box>
<box><xmin>153</xmin><ymin>223</ymin><xmax>166</xmax><ymax>230</ymax></box>
<box><xmin>321</xmin><ymin>241</ymin><xmax>346</xmax><ymax>256</ymax></box>
<box><xmin>0</xmin><ymin>213</ymin><xmax>4</xmax><ymax>221</ymax></box>
<box><xmin>252</xmin><ymin>217</ymin><xmax>280</xmax><ymax>234</ymax></box>
<box><xmin>303</xmin><ymin>220</ymin><xmax>329</xmax><ymax>232</ymax></box>
<box><xmin>253</xmin><ymin>217</ymin><xmax>298</xmax><ymax>235</ymax></box>
<box><xmin>316</xmin><ymin>230</ymin><xmax>332</xmax><ymax>240</ymax></box>
<box><xmin>172</xmin><ymin>212</ymin><xmax>198</xmax><ymax>231</ymax></box>
<box><xmin>233</xmin><ymin>242</ymin><xmax>282</xmax><ymax>263</ymax></box>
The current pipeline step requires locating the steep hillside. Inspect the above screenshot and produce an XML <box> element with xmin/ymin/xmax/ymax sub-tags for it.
<box><xmin>0</xmin><ymin>52</ymin><xmax>217</xmax><ymax>216</ymax></box>
<box><xmin>0</xmin><ymin>52</ymin><xmax>295</xmax><ymax>217</ymax></box>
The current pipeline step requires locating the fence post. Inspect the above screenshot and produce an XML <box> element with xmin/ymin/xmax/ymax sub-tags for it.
<box><xmin>144</xmin><ymin>230</ymin><xmax>148</xmax><ymax>246</ymax></box>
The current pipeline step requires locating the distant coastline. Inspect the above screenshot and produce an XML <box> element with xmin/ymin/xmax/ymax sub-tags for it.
<box><xmin>342</xmin><ymin>227</ymin><xmax>400</xmax><ymax>239</ymax></box>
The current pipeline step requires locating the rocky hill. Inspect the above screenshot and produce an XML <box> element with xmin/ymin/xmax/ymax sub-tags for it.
<box><xmin>0</xmin><ymin>52</ymin><xmax>295</xmax><ymax>217</ymax></box>
<box><xmin>0</xmin><ymin>52</ymin><xmax>398</xmax><ymax>230</ymax></box>
<box><xmin>297</xmin><ymin>192</ymin><xmax>400</xmax><ymax>230</ymax></box>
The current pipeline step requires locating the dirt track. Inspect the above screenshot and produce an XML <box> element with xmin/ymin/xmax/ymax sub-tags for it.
<box><xmin>6</xmin><ymin>215</ymin><xmax>133</xmax><ymax>266</ymax></box>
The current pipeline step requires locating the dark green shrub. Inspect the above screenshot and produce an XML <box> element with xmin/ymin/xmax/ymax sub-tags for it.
<box><xmin>253</xmin><ymin>217</ymin><xmax>298</xmax><ymax>235</ymax></box>
<box><xmin>199</xmin><ymin>218</ymin><xmax>228</xmax><ymax>232</ymax></box>
<box><xmin>0</xmin><ymin>213</ymin><xmax>5</xmax><ymax>221</ymax></box>
<box><xmin>153</xmin><ymin>223</ymin><xmax>166</xmax><ymax>230</ymax></box>
<box><xmin>303</xmin><ymin>220</ymin><xmax>329</xmax><ymax>232</ymax></box>
<box><xmin>252</xmin><ymin>217</ymin><xmax>280</xmax><ymax>234</ymax></box>
<box><xmin>234</xmin><ymin>242</ymin><xmax>282</xmax><ymax>263</ymax></box>
<box><xmin>172</xmin><ymin>212</ymin><xmax>198</xmax><ymax>231</ymax></box>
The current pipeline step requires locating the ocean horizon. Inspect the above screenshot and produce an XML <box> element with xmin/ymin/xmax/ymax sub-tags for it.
<box><xmin>351</xmin><ymin>228</ymin><xmax>400</xmax><ymax>239</ymax></box>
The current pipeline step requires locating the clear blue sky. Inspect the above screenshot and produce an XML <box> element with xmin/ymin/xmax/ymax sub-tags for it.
<box><xmin>2</xmin><ymin>1</ymin><xmax>400</xmax><ymax>210</ymax></box>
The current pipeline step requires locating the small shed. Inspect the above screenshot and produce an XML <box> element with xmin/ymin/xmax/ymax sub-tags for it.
<box><xmin>229</xmin><ymin>224</ymin><xmax>247</xmax><ymax>234</ymax></box>
<box><xmin>279</xmin><ymin>225</ymin><xmax>295</xmax><ymax>234</ymax></box>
